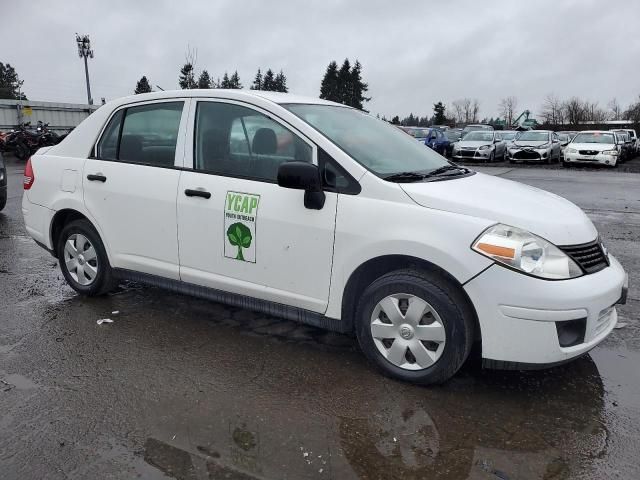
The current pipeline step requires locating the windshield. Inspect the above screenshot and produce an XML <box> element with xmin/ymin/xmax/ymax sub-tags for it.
<box><xmin>463</xmin><ymin>131</ymin><xmax>494</xmax><ymax>141</ymax></box>
<box><xmin>572</xmin><ymin>132</ymin><xmax>615</xmax><ymax>144</ymax></box>
<box><xmin>517</xmin><ymin>131</ymin><xmax>549</xmax><ymax>142</ymax></box>
<box><xmin>406</xmin><ymin>128</ymin><xmax>429</xmax><ymax>138</ymax></box>
<box><xmin>557</xmin><ymin>134</ymin><xmax>569</xmax><ymax>141</ymax></box>
<box><xmin>501</xmin><ymin>132</ymin><xmax>517</xmax><ymax>140</ymax></box>
<box><xmin>285</xmin><ymin>104</ymin><xmax>449</xmax><ymax>176</ymax></box>
<box><xmin>445</xmin><ymin>131</ymin><xmax>461</xmax><ymax>141</ymax></box>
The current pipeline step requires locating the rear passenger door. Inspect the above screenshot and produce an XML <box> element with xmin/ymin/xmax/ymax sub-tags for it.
<box><xmin>176</xmin><ymin>100</ymin><xmax>338</xmax><ymax>313</ymax></box>
<box><xmin>84</xmin><ymin>100</ymin><xmax>189</xmax><ymax>279</ymax></box>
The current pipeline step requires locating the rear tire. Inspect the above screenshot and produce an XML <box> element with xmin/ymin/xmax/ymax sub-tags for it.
<box><xmin>56</xmin><ymin>219</ymin><xmax>116</xmax><ymax>296</ymax></box>
<box><xmin>355</xmin><ymin>269</ymin><xmax>475</xmax><ymax>385</ymax></box>
<box><xmin>0</xmin><ymin>190</ymin><xmax>6</xmax><ymax>211</ymax></box>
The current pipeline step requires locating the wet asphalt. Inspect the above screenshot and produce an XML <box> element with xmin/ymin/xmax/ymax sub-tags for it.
<box><xmin>0</xmin><ymin>156</ymin><xmax>639</xmax><ymax>480</ymax></box>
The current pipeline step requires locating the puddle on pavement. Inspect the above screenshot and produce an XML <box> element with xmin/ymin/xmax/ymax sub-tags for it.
<box><xmin>130</xmin><ymin>351</ymin><xmax>637</xmax><ymax>480</ymax></box>
<box><xmin>1</xmin><ymin>373</ymin><xmax>38</xmax><ymax>391</ymax></box>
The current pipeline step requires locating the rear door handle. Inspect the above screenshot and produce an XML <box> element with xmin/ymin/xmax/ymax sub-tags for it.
<box><xmin>184</xmin><ymin>189</ymin><xmax>211</xmax><ymax>199</ymax></box>
<box><xmin>87</xmin><ymin>174</ymin><xmax>107</xmax><ymax>182</ymax></box>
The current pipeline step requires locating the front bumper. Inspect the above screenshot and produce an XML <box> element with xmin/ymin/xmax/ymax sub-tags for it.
<box><xmin>452</xmin><ymin>148</ymin><xmax>492</xmax><ymax>160</ymax></box>
<box><xmin>564</xmin><ymin>152</ymin><xmax>618</xmax><ymax>166</ymax></box>
<box><xmin>464</xmin><ymin>254</ymin><xmax>627</xmax><ymax>367</ymax></box>
<box><xmin>507</xmin><ymin>148</ymin><xmax>551</xmax><ymax>161</ymax></box>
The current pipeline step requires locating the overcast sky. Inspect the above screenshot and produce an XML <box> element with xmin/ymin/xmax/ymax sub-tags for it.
<box><xmin>2</xmin><ymin>0</ymin><xmax>639</xmax><ymax>120</ymax></box>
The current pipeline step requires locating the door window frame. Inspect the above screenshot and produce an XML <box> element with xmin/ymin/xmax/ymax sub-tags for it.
<box><xmin>187</xmin><ymin>99</ymin><xmax>318</xmax><ymax>184</ymax></box>
<box><xmin>91</xmin><ymin>98</ymin><xmax>192</xmax><ymax>169</ymax></box>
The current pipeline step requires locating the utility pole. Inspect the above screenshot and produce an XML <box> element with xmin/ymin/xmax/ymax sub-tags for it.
<box><xmin>76</xmin><ymin>34</ymin><xmax>94</xmax><ymax>105</ymax></box>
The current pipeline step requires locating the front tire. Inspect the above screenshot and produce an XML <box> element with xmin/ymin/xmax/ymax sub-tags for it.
<box><xmin>57</xmin><ymin>219</ymin><xmax>116</xmax><ymax>296</ymax></box>
<box><xmin>355</xmin><ymin>269</ymin><xmax>475</xmax><ymax>385</ymax></box>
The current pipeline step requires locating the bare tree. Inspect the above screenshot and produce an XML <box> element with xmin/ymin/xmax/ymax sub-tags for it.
<box><xmin>563</xmin><ymin>97</ymin><xmax>585</xmax><ymax>126</ymax></box>
<box><xmin>540</xmin><ymin>94</ymin><xmax>564</xmax><ymax>126</ymax></box>
<box><xmin>625</xmin><ymin>95</ymin><xmax>640</xmax><ymax>124</ymax></box>
<box><xmin>499</xmin><ymin>96</ymin><xmax>518</xmax><ymax>126</ymax></box>
<box><xmin>608</xmin><ymin>98</ymin><xmax>622</xmax><ymax>121</ymax></box>
<box><xmin>471</xmin><ymin>99</ymin><xmax>480</xmax><ymax>123</ymax></box>
<box><xmin>584</xmin><ymin>101</ymin><xmax>609</xmax><ymax>123</ymax></box>
<box><xmin>452</xmin><ymin>99</ymin><xmax>465</xmax><ymax>124</ymax></box>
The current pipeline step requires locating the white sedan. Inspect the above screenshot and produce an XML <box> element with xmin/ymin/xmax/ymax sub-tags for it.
<box><xmin>563</xmin><ymin>131</ymin><xmax>620</xmax><ymax>167</ymax></box>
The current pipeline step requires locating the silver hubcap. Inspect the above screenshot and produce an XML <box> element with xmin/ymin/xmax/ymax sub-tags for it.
<box><xmin>63</xmin><ymin>233</ymin><xmax>98</xmax><ymax>286</ymax></box>
<box><xmin>370</xmin><ymin>294</ymin><xmax>446</xmax><ymax>371</ymax></box>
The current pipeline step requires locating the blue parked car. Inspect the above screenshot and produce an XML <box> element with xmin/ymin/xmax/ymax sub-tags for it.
<box><xmin>424</xmin><ymin>128</ymin><xmax>451</xmax><ymax>156</ymax></box>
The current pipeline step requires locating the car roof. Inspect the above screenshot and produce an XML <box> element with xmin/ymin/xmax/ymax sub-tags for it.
<box><xmin>107</xmin><ymin>89</ymin><xmax>344</xmax><ymax>109</ymax></box>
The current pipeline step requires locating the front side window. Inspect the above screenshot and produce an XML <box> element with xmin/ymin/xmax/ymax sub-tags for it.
<box><xmin>194</xmin><ymin>102</ymin><xmax>312</xmax><ymax>182</ymax></box>
<box><xmin>96</xmin><ymin>101</ymin><xmax>184</xmax><ymax>167</ymax></box>
<box><xmin>284</xmin><ymin>104</ymin><xmax>449</xmax><ymax>176</ymax></box>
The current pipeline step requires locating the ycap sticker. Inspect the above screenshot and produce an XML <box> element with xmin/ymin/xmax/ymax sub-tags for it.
<box><xmin>224</xmin><ymin>191</ymin><xmax>260</xmax><ymax>262</ymax></box>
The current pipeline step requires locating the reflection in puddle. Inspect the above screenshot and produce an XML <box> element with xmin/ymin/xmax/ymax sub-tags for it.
<box><xmin>138</xmin><ymin>356</ymin><xmax>606</xmax><ymax>480</ymax></box>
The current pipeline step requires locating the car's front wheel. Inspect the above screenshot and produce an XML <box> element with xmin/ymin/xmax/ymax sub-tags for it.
<box><xmin>57</xmin><ymin>219</ymin><xmax>116</xmax><ymax>296</ymax></box>
<box><xmin>355</xmin><ymin>269</ymin><xmax>474</xmax><ymax>385</ymax></box>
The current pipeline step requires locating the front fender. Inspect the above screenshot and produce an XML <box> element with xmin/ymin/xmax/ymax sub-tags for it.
<box><xmin>325</xmin><ymin>194</ymin><xmax>494</xmax><ymax>319</ymax></box>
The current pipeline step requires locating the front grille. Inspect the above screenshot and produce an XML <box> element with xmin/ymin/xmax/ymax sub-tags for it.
<box><xmin>579</xmin><ymin>150</ymin><xmax>599</xmax><ymax>156</ymax></box>
<box><xmin>559</xmin><ymin>239</ymin><xmax>608</xmax><ymax>274</ymax></box>
<box><xmin>513</xmin><ymin>150</ymin><xmax>540</xmax><ymax>160</ymax></box>
<box><xmin>458</xmin><ymin>150</ymin><xmax>476</xmax><ymax>158</ymax></box>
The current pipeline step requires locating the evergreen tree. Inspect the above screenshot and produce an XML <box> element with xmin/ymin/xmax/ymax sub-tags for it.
<box><xmin>134</xmin><ymin>76</ymin><xmax>152</xmax><ymax>94</ymax></box>
<box><xmin>178</xmin><ymin>63</ymin><xmax>197</xmax><ymax>89</ymax></box>
<box><xmin>262</xmin><ymin>69</ymin><xmax>275</xmax><ymax>91</ymax></box>
<box><xmin>391</xmin><ymin>115</ymin><xmax>400</xmax><ymax>125</ymax></box>
<box><xmin>220</xmin><ymin>72</ymin><xmax>231</xmax><ymax>89</ymax></box>
<box><xmin>433</xmin><ymin>102</ymin><xmax>446</xmax><ymax>124</ymax></box>
<box><xmin>274</xmin><ymin>70</ymin><xmax>288</xmax><ymax>93</ymax></box>
<box><xmin>0</xmin><ymin>62</ymin><xmax>27</xmax><ymax>99</ymax></box>
<box><xmin>197</xmin><ymin>70</ymin><xmax>212</xmax><ymax>89</ymax></box>
<box><xmin>250</xmin><ymin>69</ymin><xmax>263</xmax><ymax>90</ymax></box>
<box><xmin>348</xmin><ymin>60</ymin><xmax>370</xmax><ymax>110</ymax></box>
<box><xmin>319</xmin><ymin>61</ymin><xmax>339</xmax><ymax>102</ymax></box>
<box><xmin>337</xmin><ymin>59</ymin><xmax>351</xmax><ymax>105</ymax></box>
<box><xmin>228</xmin><ymin>70</ymin><xmax>242</xmax><ymax>89</ymax></box>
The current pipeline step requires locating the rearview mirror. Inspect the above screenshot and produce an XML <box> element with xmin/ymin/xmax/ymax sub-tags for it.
<box><xmin>277</xmin><ymin>161</ymin><xmax>325</xmax><ymax>210</ymax></box>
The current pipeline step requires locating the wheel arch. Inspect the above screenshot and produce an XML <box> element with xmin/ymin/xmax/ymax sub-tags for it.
<box><xmin>49</xmin><ymin>209</ymin><xmax>94</xmax><ymax>258</ymax></box>
<box><xmin>340</xmin><ymin>254</ymin><xmax>481</xmax><ymax>342</ymax></box>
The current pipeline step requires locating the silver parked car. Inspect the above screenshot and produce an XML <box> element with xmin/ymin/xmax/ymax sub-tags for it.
<box><xmin>451</xmin><ymin>130</ymin><xmax>506</xmax><ymax>162</ymax></box>
<box><xmin>507</xmin><ymin>130</ymin><xmax>562</xmax><ymax>164</ymax></box>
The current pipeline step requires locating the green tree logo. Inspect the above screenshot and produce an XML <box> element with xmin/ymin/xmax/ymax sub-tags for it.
<box><xmin>226</xmin><ymin>222</ymin><xmax>252</xmax><ymax>261</ymax></box>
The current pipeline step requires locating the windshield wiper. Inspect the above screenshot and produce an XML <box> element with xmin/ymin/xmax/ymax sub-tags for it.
<box><xmin>424</xmin><ymin>165</ymin><xmax>469</xmax><ymax>177</ymax></box>
<box><xmin>383</xmin><ymin>171</ymin><xmax>429</xmax><ymax>182</ymax></box>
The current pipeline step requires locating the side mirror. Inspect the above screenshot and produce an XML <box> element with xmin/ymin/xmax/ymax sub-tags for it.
<box><xmin>277</xmin><ymin>161</ymin><xmax>325</xmax><ymax>210</ymax></box>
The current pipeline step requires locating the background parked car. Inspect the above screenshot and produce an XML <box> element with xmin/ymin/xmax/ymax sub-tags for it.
<box><xmin>452</xmin><ymin>130</ymin><xmax>505</xmax><ymax>162</ymax></box>
<box><xmin>0</xmin><ymin>152</ymin><xmax>6</xmax><ymax>211</ymax></box>
<box><xmin>507</xmin><ymin>130</ymin><xmax>561</xmax><ymax>164</ymax></box>
<box><xmin>499</xmin><ymin>130</ymin><xmax>519</xmax><ymax>149</ymax></box>
<box><xmin>612</xmin><ymin>131</ymin><xmax>634</xmax><ymax>162</ymax></box>
<box><xmin>424</xmin><ymin>127</ymin><xmax>451</xmax><ymax>156</ymax></box>
<box><xmin>563</xmin><ymin>130</ymin><xmax>620</xmax><ymax>167</ymax></box>
<box><xmin>556</xmin><ymin>133</ymin><xmax>573</xmax><ymax>160</ymax></box>
<box><xmin>611</xmin><ymin>129</ymin><xmax>638</xmax><ymax>156</ymax></box>
<box><xmin>461</xmin><ymin>124</ymin><xmax>494</xmax><ymax>139</ymax></box>
<box><xmin>444</xmin><ymin>129</ymin><xmax>462</xmax><ymax>156</ymax></box>
<box><xmin>399</xmin><ymin>126</ymin><xmax>430</xmax><ymax>142</ymax></box>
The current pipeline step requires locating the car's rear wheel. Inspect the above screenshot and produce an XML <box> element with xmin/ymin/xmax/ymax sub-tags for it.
<box><xmin>0</xmin><ymin>190</ymin><xmax>6</xmax><ymax>211</ymax></box>
<box><xmin>57</xmin><ymin>219</ymin><xmax>116</xmax><ymax>296</ymax></box>
<box><xmin>355</xmin><ymin>269</ymin><xmax>474</xmax><ymax>385</ymax></box>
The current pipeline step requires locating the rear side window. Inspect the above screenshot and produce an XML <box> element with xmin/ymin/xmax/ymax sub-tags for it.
<box><xmin>96</xmin><ymin>101</ymin><xmax>184</xmax><ymax>167</ymax></box>
<box><xmin>194</xmin><ymin>101</ymin><xmax>312</xmax><ymax>182</ymax></box>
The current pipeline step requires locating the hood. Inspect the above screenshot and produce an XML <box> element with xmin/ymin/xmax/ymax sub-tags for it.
<box><xmin>569</xmin><ymin>143</ymin><xmax>614</xmax><ymax>151</ymax></box>
<box><xmin>458</xmin><ymin>140</ymin><xmax>492</xmax><ymax>148</ymax></box>
<box><xmin>399</xmin><ymin>172</ymin><xmax>597</xmax><ymax>245</ymax></box>
<box><xmin>513</xmin><ymin>140</ymin><xmax>548</xmax><ymax>148</ymax></box>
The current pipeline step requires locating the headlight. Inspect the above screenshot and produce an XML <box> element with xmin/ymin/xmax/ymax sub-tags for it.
<box><xmin>478</xmin><ymin>145</ymin><xmax>490</xmax><ymax>150</ymax></box>
<box><xmin>537</xmin><ymin>143</ymin><xmax>550</xmax><ymax>149</ymax></box>
<box><xmin>567</xmin><ymin>148</ymin><xmax>577</xmax><ymax>154</ymax></box>
<box><xmin>601</xmin><ymin>149</ymin><xmax>618</xmax><ymax>155</ymax></box>
<box><xmin>472</xmin><ymin>224</ymin><xmax>582</xmax><ymax>279</ymax></box>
